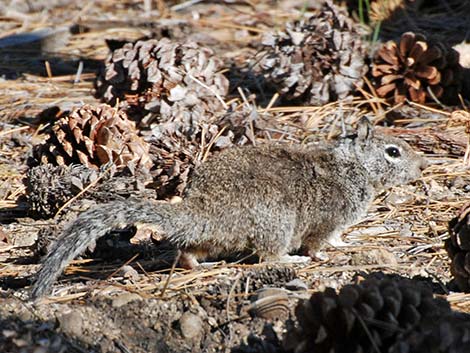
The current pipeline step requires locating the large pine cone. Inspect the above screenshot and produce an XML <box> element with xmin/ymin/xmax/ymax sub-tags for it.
<box><xmin>284</xmin><ymin>277</ymin><xmax>452</xmax><ymax>353</ymax></box>
<box><xmin>446</xmin><ymin>204</ymin><xmax>470</xmax><ymax>292</ymax></box>
<box><xmin>256</xmin><ymin>1</ymin><xmax>367</xmax><ymax>105</ymax></box>
<box><xmin>371</xmin><ymin>31</ymin><xmax>462</xmax><ymax>104</ymax></box>
<box><xmin>95</xmin><ymin>37</ymin><xmax>229</xmax><ymax>132</ymax></box>
<box><xmin>34</xmin><ymin>104</ymin><xmax>153</xmax><ymax>173</ymax></box>
<box><xmin>389</xmin><ymin>313</ymin><xmax>470</xmax><ymax>353</ymax></box>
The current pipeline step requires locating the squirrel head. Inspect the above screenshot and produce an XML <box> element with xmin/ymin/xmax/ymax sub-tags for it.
<box><xmin>344</xmin><ymin>117</ymin><xmax>428</xmax><ymax>190</ymax></box>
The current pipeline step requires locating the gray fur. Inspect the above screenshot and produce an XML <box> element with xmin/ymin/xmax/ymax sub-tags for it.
<box><xmin>31</xmin><ymin>118</ymin><xmax>427</xmax><ymax>299</ymax></box>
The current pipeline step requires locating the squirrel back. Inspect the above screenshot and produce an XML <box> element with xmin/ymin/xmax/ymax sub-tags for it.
<box><xmin>31</xmin><ymin>118</ymin><xmax>427</xmax><ymax>299</ymax></box>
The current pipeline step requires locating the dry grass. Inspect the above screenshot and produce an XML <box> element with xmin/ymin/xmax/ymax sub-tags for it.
<box><xmin>1</xmin><ymin>0</ymin><xmax>469</xmax><ymax>318</ymax></box>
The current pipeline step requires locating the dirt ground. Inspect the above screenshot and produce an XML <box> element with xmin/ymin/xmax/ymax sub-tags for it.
<box><xmin>1</xmin><ymin>1</ymin><xmax>470</xmax><ymax>352</ymax></box>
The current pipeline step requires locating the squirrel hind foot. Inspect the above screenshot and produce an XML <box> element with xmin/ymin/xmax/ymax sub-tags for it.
<box><xmin>277</xmin><ymin>254</ymin><xmax>311</xmax><ymax>264</ymax></box>
<box><xmin>271</xmin><ymin>254</ymin><xmax>312</xmax><ymax>264</ymax></box>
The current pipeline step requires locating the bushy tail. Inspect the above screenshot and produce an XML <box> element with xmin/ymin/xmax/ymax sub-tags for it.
<box><xmin>31</xmin><ymin>200</ymin><xmax>175</xmax><ymax>299</ymax></box>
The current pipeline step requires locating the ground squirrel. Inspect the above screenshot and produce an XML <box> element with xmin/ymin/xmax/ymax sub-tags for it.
<box><xmin>31</xmin><ymin>118</ymin><xmax>427</xmax><ymax>298</ymax></box>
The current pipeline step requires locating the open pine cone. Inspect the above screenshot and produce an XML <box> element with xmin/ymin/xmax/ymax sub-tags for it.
<box><xmin>284</xmin><ymin>277</ymin><xmax>452</xmax><ymax>353</ymax></box>
<box><xmin>256</xmin><ymin>1</ymin><xmax>367</xmax><ymax>105</ymax></box>
<box><xmin>34</xmin><ymin>104</ymin><xmax>153</xmax><ymax>173</ymax></box>
<box><xmin>95</xmin><ymin>37</ymin><xmax>229</xmax><ymax>132</ymax></box>
<box><xmin>446</xmin><ymin>204</ymin><xmax>470</xmax><ymax>292</ymax></box>
<box><xmin>371</xmin><ymin>31</ymin><xmax>462</xmax><ymax>104</ymax></box>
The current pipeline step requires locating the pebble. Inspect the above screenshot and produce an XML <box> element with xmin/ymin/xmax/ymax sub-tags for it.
<box><xmin>179</xmin><ymin>311</ymin><xmax>203</xmax><ymax>340</ymax></box>
<box><xmin>118</xmin><ymin>265</ymin><xmax>139</xmax><ymax>281</ymax></box>
<box><xmin>351</xmin><ymin>248</ymin><xmax>398</xmax><ymax>266</ymax></box>
<box><xmin>57</xmin><ymin>311</ymin><xmax>84</xmax><ymax>337</ymax></box>
<box><xmin>112</xmin><ymin>293</ymin><xmax>142</xmax><ymax>308</ymax></box>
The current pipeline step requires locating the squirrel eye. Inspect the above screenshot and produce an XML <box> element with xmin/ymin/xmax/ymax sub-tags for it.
<box><xmin>385</xmin><ymin>146</ymin><xmax>401</xmax><ymax>158</ymax></box>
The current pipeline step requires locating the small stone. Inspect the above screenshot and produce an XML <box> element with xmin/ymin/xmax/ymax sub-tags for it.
<box><xmin>112</xmin><ymin>292</ymin><xmax>142</xmax><ymax>308</ymax></box>
<box><xmin>33</xmin><ymin>347</ymin><xmax>48</xmax><ymax>353</ymax></box>
<box><xmin>2</xmin><ymin>329</ymin><xmax>17</xmax><ymax>338</ymax></box>
<box><xmin>351</xmin><ymin>248</ymin><xmax>398</xmax><ymax>266</ymax></box>
<box><xmin>179</xmin><ymin>311</ymin><xmax>203</xmax><ymax>340</ymax></box>
<box><xmin>57</xmin><ymin>311</ymin><xmax>84</xmax><ymax>337</ymax></box>
<box><xmin>118</xmin><ymin>265</ymin><xmax>139</xmax><ymax>281</ymax></box>
<box><xmin>207</xmin><ymin>317</ymin><xmax>218</xmax><ymax>327</ymax></box>
<box><xmin>12</xmin><ymin>338</ymin><xmax>29</xmax><ymax>347</ymax></box>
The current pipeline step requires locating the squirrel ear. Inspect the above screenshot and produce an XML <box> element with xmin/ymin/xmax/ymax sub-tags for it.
<box><xmin>357</xmin><ymin>117</ymin><xmax>374</xmax><ymax>141</ymax></box>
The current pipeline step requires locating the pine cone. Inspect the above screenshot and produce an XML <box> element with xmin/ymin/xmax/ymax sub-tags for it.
<box><xmin>389</xmin><ymin>313</ymin><xmax>470</xmax><ymax>353</ymax></box>
<box><xmin>342</xmin><ymin>0</ymin><xmax>417</xmax><ymax>23</ymax></box>
<box><xmin>238</xmin><ymin>267</ymin><xmax>297</xmax><ymax>321</ymax></box>
<box><xmin>241</xmin><ymin>266</ymin><xmax>297</xmax><ymax>294</ymax></box>
<box><xmin>369</xmin><ymin>0</ymin><xmax>410</xmax><ymax>23</ymax></box>
<box><xmin>446</xmin><ymin>204</ymin><xmax>470</xmax><ymax>292</ymax></box>
<box><xmin>284</xmin><ymin>277</ymin><xmax>452</xmax><ymax>353</ymax></box>
<box><xmin>256</xmin><ymin>1</ymin><xmax>367</xmax><ymax>105</ymax></box>
<box><xmin>26</xmin><ymin>163</ymin><xmax>100</xmax><ymax>218</ymax></box>
<box><xmin>26</xmin><ymin>162</ymin><xmax>156</xmax><ymax>218</ymax></box>
<box><xmin>204</xmin><ymin>265</ymin><xmax>296</xmax><ymax>313</ymax></box>
<box><xmin>95</xmin><ymin>37</ymin><xmax>229</xmax><ymax>132</ymax></box>
<box><xmin>371</xmin><ymin>32</ymin><xmax>462</xmax><ymax>104</ymax></box>
<box><xmin>34</xmin><ymin>104</ymin><xmax>153</xmax><ymax>173</ymax></box>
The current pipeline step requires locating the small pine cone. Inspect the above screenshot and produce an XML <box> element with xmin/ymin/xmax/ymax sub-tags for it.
<box><xmin>240</xmin><ymin>266</ymin><xmax>298</xmax><ymax>294</ymax></box>
<box><xmin>26</xmin><ymin>162</ymin><xmax>156</xmax><ymax>219</ymax></box>
<box><xmin>34</xmin><ymin>104</ymin><xmax>153</xmax><ymax>172</ymax></box>
<box><xmin>95</xmin><ymin>37</ymin><xmax>229</xmax><ymax>132</ymax></box>
<box><xmin>446</xmin><ymin>204</ymin><xmax>470</xmax><ymax>292</ymax></box>
<box><xmin>256</xmin><ymin>1</ymin><xmax>367</xmax><ymax>105</ymax></box>
<box><xmin>26</xmin><ymin>163</ymin><xmax>100</xmax><ymax>218</ymax></box>
<box><xmin>284</xmin><ymin>277</ymin><xmax>452</xmax><ymax>353</ymax></box>
<box><xmin>371</xmin><ymin>32</ymin><xmax>463</xmax><ymax>104</ymax></box>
